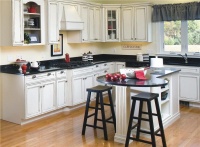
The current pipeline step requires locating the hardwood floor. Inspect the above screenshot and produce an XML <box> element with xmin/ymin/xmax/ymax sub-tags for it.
<box><xmin>1</xmin><ymin>104</ymin><xmax>200</xmax><ymax>147</ymax></box>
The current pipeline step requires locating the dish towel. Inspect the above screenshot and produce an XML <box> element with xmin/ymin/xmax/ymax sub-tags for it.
<box><xmin>135</xmin><ymin>70</ymin><xmax>147</xmax><ymax>80</ymax></box>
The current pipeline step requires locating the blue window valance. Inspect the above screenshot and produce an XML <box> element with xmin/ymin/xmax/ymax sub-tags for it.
<box><xmin>152</xmin><ymin>2</ymin><xmax>200</xmax><ymax>22</ymax></box>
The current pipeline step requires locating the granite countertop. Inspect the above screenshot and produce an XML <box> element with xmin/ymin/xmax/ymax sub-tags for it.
<box><xmin>96</xmin><ymin>67</ymin><xmax>180</xmax><ymax>87</ymax></box>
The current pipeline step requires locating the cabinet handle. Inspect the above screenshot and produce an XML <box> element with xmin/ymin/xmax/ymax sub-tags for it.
<box><xmin>47</xmin><ymin>73</ymin><xmax>51</xmax><ymax>76</ymax></box>
<box><xmin>65</xmin><ymin>81</ymin><xmax>68</xmax><ymax>83</ymax></box>
<box><xmin>104</xmin><ymin>64</ymin><xmax>107</xmax><ymax>66</ymax></box>
<box><xmin>104</xmin><ymin>70</ymin><xmax>107</xmax><ymax>73</ymax></box>
<box><xmin>83</xmin><ymin>39</ymin><xmax>84</xmax><ymax>41</ymax></box>
<box><xmin>43</xmin><ymin>85</ymin><xmax>45</xmax><ymax>88</ymax></box>
<box><xmin>85</xmin><ymin>77</ymin><xmax>87</xmax><ymax>80</ymax></box>
<box><xmin>94</xmin><ymin>74</ymin><xmax>96</xmax><ymax>76</ymax></box>
<box><xmin>32</xmin><ymin>75</ymin><xmax>36</xmax><ymax>79</ymax></box>
<box><xmin>22</xmin><ymin>40</ymin><xmax>24</xmax><ymax>43</ymax></box>
<box><xmin>40</xmin><ymin>86</ymin><xmax>43</xmax><ymax>88</ymax></box>
<box><xmin>60</xmin><ymin>71</ymin><xmax>64</xmax><ymax>74</ymax></box>
<box><xmin>96</xmin><ymin>65</ymin><xmax>98</xmax><ymax>67</ymax></box>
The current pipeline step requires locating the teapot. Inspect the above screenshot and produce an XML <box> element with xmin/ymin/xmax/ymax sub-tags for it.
<box><xmin>30</xmin><ymin>61</ymin><xmax>40</xmax><ymax>68</ymax></box>
<box><xmin>28</xmin><ymin>6</ymin><xmax>36</xmax><ymax>13</ymax></box>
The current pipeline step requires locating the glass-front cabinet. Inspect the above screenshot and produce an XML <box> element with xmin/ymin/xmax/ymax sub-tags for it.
<box><xmin>104</xmin><ymin>7</ymin><xmax>120</xmax><ymax>42</ymax></box>
<box><xmin>23</xmin><ymin>0</ymin><xmax>45</xmax><ymax>45</ymax></box>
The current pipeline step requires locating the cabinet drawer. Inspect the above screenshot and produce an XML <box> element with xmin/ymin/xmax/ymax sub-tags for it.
<box><xmin>180</xmin><ymin>67</ymin><xmax>200</xmax><ymax>74</ymax></box>
<box><xmin>93</xmin><ymin>63</ymin><xmax>109</xmax><ymax>71</ymax></box>
<box><xmin>56</xmin><ymin>70</ymin><xmax>67</xmax><ymax>78</ymax></box>
<box><xmin>25</xmin><ymin>72</ymin><xmax>56</xmax><ymax>83</ymax></box>
<box><xmin>73</xmin><ymin>67</ymin><xmax>93</xmax><ymax>76</ymax></box>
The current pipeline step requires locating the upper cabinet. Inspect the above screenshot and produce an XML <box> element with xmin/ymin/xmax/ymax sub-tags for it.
<box><xmin>67</xmin><ymin>3</ymin><xmax>102</xmax><ymax>43</ymax></box>
<box><xmin>103</xmin><ymin>5</ymin><xmax>120</xmax><ymax>42</ymax></box>
<box><xmin>48</xmin><ymin>0</ymin><xmax>59</xmax><ymax>44</ymax></box>
<box><xmin>121</xmin><ymin>4</ymin><xmax>152</xmax><ymax>42</ymax></box>
<box><xmin>1</xmin><ymin>0</ymin><xmax>45</xmax><ymax>46</ymax></box>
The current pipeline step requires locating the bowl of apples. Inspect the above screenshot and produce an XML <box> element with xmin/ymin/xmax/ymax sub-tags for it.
<box><xmin>120</xmin><ymin>68</ymin><xmax>147</xmax><ymax>78</ymax></box>
<box><xmin>105</xmin><ymin>73</ymin><xmax>126</xmax><ymax>81</ymax></box>
<box><xmin>14</xmin><ymin>59</ymin><xmax>28</xmax><ymax>71</ymax></box>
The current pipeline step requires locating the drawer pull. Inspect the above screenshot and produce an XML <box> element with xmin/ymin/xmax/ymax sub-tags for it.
<box><xmin>32</xmin><ymin>75</ymin><xmax>36</xmax><ymax>79</ymax></box>
<box><xmin>60</xmin><ymin>71</ymin><xmax>64</xmax><ymax>74</ymax></box>
<box><xmin>96</xmin><ymin>65</ymin><xmax>99</xmax><ymax>67</ymax></box>
<box><xmin>47</xmin><ymin>73</ymin><xmax>51</xmax><ymax>76</ymax></box>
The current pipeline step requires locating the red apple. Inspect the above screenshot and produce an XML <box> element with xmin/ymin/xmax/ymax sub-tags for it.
<box><xmin>116</xmin><ymin>73</ymin><xmax>121</xmax><ymax>79</ymax></box>
<box><xmin>16</xmin><ymin>59</ymin><xmax>20</xmax><ymax>62</ymax></box>
<box><xmin>120</xmin><ymin>74</ymin><xmax>126</xmax><ymax>81</ymax></box>
<box><xmin>105</xmin><ymin>73</ymin><xmax>112</xmax><ymax>80</ymax></box>
<box><xmin>21</xmin><ymin>64</ymin><xmax>27</xmax><ymax>70</ymax></box>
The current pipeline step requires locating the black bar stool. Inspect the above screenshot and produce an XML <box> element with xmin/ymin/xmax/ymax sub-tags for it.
<box><xmin>82</xmin><ymin>85</ymin><xmax>116</xmax><ymax>140</ymax></box>
<box><xmin>125</xmin><ymin>92</ymin><xmax>167</xmax><ymax>147</ymax></box>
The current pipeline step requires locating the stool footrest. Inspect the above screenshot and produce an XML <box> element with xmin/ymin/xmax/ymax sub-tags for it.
<box><xmin>133</xmin><ymin>116</ymin><xmax>149</xmax><ymax>121</ymax></box>
<box><xmin>155</xmin><ymin>128</ymin><xmax>161</xmax><ymax>136</ymax></box>
<box><xmin>129</xmin><ymin>137</ymin><xmax>152</xmax><ymax>145</ymax></box>
<box><xmin>87</xmin><ymin>113</ymin><xmax>95</xmax><ymax>118</ymax></box>
<box><xmin>139</xmin><ymin>129</ymin><xmax>151</xmax><ymax>134</ymax></box>
<box><xmin>131</xmin><ymin>123</ymin><xmax>138</xmax><ymax>130</ymax></box>
<box><xmin>88</xmin><ymin>106</ymin><xmax>101</xmax><ymax>110</ymax></box>
<box><xmin>86</xmin><ymin>124</ymin><xmax>104</xmax><ymax>130</ymax></box>
<box><xmin>142</xmin><ymin>111</ymin><xmax>158</xmax><ymax>116</ymax></box>
<box><xmin>103</xmin><ymin>103</ymin><xmax>111</xmax><ymax>106</ymax></box>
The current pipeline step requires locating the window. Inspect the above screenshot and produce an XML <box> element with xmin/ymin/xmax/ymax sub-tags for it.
<box><xmin>161</xmin><ymin>20</ymin><xmax>200</xmax><ymax>54</ymax></box>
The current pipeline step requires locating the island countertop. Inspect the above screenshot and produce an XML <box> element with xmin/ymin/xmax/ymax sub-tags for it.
<box><xmin>97</xmin><ymin>67</ymin><xmax>181</xmax><ymax>87</ymax></box>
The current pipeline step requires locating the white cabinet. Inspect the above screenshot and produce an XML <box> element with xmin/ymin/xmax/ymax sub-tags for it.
<box><xmin>72</xmin><ymin>74</ymin><xmax>93</xmax><ymax>105</ymax></box>
<box><xmin>104</xmin><ymin>6</ymin><xmax>120</xmax><ymax>42</ymax></box>
<box><xmin>108</xmin><ymin>62</ymin><xmax>115</xmax><ymax>73</ymax></box>
<box><xmin>25</xmin><ymin>72</ymin><xmax>56</xmax><ymax>119</ymax></box>
<box><xmin>89</xmin><ymin>5</ymin><xmax>102</xmax><ymax>42</ymax></box>
<box><xmin>121</xmin><ymin>4</ymin><xmax>152</xmax><ymax>42</ymax></box>
<box><xmin>56</xmin><ymin>70</ymin><xmax>68</xmax><ymax>108</ymax></box>
<box><xmin>179</xmin><ymin>74</ymin><xmax>199</xmax><ymax>102</ymax></box>
<box><xmin>48</xmin><ymin>1</ymin><xmax>59</xmax><ymax>44</ymax></box>
<box><xmin>115</xmin><ymin>62</ymin><xmax>125</xmax><ymax>72</ymax></box>
<box><xmin>1</xmin><ymin>0</ymin><xmax>45</xmax><ymax>46</ymax></box>
<box><xmin>70</xmin><ymin>67</ymin><xmax>94</xmax><ymax>106</ymax></box>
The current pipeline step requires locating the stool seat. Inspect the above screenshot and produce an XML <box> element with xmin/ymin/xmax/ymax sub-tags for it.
<box><xmin>87</xmin><ymin>85</ymin><xmax>112</xmax><ymax>92</ymax></box>
<box><xmin>125</xmin><ymin>92</ymin><xmax>166</xmax><ymax>147</ymax></box>
<box><xmin>82</xmin><ymin>85</ymin><xmax>116</xmax><ymax>140</ymax></box>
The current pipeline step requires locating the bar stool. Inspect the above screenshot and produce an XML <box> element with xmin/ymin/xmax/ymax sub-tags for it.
<box><xmin>82</xmin><ymin>85</ymin><xmax>116</xmax><ymax>140</ymax></box>
<box><xmin>125</xmin><ymin>92</ymin><xmax>167</xmax><ymax>147</ymax></box>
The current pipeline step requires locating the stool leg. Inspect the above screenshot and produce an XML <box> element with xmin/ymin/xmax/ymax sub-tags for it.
<box><xmin>99</xmin><ymin>92</ymin><xmax>108</xmax><ymax>140</ymax></box>
<box><xmin>82</xmin><ymin>91</ymin><xmax>92</xmax><ymax>135</ymax></box>
<box><xmin>136</xmin><ymin>100</ymin><xmax>144</xmax><ymax>140</ymax></box>
<box><xmin>125</xmin><ymin>99</ymin><xmax>137</xmax><ymax>147</ymax></box>
<box><xmin>94</xmin><ymin>92</ymin><xmax>100</xmax><ymax>128</ymax></box>
<box><xmin>154</xmin><ymin>98</ymin><xmax>167</xmax><ymax>147</ymax></box>
<box><xmin>108</xmin><ymin>89</ymin><xmax>116</xmax><ymax>132</ymax></box>
<box><xmin>147</xmin><ymin>101</ymin><xmax>156</xmax><ymax>147</ymax></box>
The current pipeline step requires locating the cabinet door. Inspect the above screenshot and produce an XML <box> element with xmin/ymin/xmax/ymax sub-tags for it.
<box><xmin>80</xmin><ymin>5</ymin><xmax>89</xmax><ymax>42</ymax></box>
<box><xmin>13</xmin><ymin>0</ymin><xmax>23</xmax><ymax>45</ymax></box>
<box><xmin>134</xmin><ymin>6</ymin><xmax>147</xmax><ymax>41</ymax></box>
<box><xmin>25</xmin><ymin>83</ymin><xmax>41</xmax><ymax>118</ymax></box>
<box><xmin>41</xmin><ymin>81</ymin><xmax>56</xmax><ymax>113</ymax></box>
<box><xmin>48</xmin><ymin>1</ymin><xmax>59</xmax><ymax>44</ymax></box>
<box><xmin>57</xmin><ymin>78</ymin><xmax>68</xmax><ymax>108</ymax></box>
<box><xmin>115</xmin><ymin>62</ymin><xmax>125</xmax><ymax>72</ymax></box>
<box><xmin>105</xmin><ymin>8</ymin><xmax>120</xmax><ymax>42</ymax></box>
<box><xmin>108</xmin><ymin>62</ymin><xmax>115</xmax><ymax>73</ymax></box>
<box><xmin>84</xmin><ymin>74</ymin><xmax>94</xmax><ymax>100</ymax></box>
<box><xmin>179</xmin><ymin>74</ymin><xmax>199</xmax><ymax>101</ymax></box>
<box><xmin>121</xmin><ymin>7</ymin><xmax>134</xmax><ymax>41</ymax></box>
<box><xmin>72</xmin><ymin>76</ymin><xmax>84</xmax><ymax>105</ymax></box>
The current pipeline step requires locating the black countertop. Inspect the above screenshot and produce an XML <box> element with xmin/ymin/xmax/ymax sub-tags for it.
<box><xmin>97</xmin><ymin>67</ymin><xmax>180</xmax><ymax>87</ymax></box>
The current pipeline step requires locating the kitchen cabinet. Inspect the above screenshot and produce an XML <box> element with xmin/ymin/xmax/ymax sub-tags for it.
<box><xmin>1</xmin><ymin>0</ymin><xmax>45</xmax><ymax>46</ymax></box>
<box><xmin>56</xmin><ymin>70</ymin><xmax>68</xmax><ymax>108</ymax></box>
<box><xmin>69</xmin><ymin>66</ymin><xmax>94</xmax><ymax>106</ymax></box>
<box><xmin>25</xmin><ymin>72</ymin><xmax>56</xmax><ymax>119</ymax></box>
<box><xmin>165</xmin><ymin>65</ymin><xmax>200</xmax><ymax>103</ymax></box>
<box><xmin>115</xmin><ymin>62</ymin><xmax>125</xmax><ymax>72</ymax></box>
<box><xmin>103</xmin><ymin>5</ymin><xmax>120</xmax><ymax>42</ymax></box>
<box><xmin>107</xmin><ymin>62</ymin><xmax>115</xmax><ymax>73</ymax></box>
<box><xmin>121</xmin><ymin>4</ymin><xmax>152</xmax><ymax>42</ymax></box>
<box><xmin>67</xmin><ymin>3</ymin><xmax>102</xmax><ymax>43</ymax></box>
<box><xmin>48</xmin><ymin>0</ymin><xmax>59</xmax><ymax>44</ymax></box>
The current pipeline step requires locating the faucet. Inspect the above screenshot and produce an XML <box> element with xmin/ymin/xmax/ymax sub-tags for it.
<box><xmin>177</xmin><ymin>53</ymin><xmax>188</xmax><ymax>63</ymax></box>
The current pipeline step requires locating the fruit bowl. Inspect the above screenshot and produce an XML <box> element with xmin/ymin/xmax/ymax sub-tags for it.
<box><xmin>14</xmin><ymin>61</ymin><xmax>28</xmax><ymax>71</ymax></box>
<box><xmin>120</xmin><ymin>68</ymin><xmax>147</xmax><ymax>78</ymax></box>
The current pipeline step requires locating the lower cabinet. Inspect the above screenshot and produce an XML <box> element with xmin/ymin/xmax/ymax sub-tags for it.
<box><xmin>25</xmin><ymin>78</ymin><xmax>56</xmax><ymax>119</ymax></box>
<box><xmin>179</xmin><ymin>74</ymin><xmax>199</xmax><ymax>102</ymax></box>
<box><xmin>72</xmin><ymin>74</ymin><xmax>93</xmax><ymax>105</ymax></box>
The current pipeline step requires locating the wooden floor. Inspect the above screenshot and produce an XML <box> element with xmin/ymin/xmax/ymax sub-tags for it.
<box><xmin>1</xmin><ymin>104</ymin><xmax>200</xmax><ymax>147</ymax></box>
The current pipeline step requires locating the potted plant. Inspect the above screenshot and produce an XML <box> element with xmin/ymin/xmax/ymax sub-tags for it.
<box><xmin>24</xmin><ymin>33</ymin><xmax>31</xmax><ymax>44</ymax></box>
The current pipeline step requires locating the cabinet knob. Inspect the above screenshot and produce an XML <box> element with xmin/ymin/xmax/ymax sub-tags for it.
<box><xmin>32</xmin><ymin>75</ymin><xmax>36</xmax><ymax>79</ymax></box>
<box><xmin>22</xmin><ymin>40</ymin><xmax>24</xmax><ymax>43</ymax></box>
<box><xmin>40</xmin><ymin>86</ymin><xmax>43</xmax><ymax>88</ymax></box>
<box><xmin>47</xmin><ymin>73</ymin><xmax>51</xmax><ymax>76</ymax></box>
<box><xmin>104</xmin><ymin>64</ymin><xmax>107</xmax><ymax>66</ymax></box>
<box><xmin>65</xmin><ymin>81</ymin><xmax>68</xmax><ymax>83</ymax></box>
<box><xmin>60</xmin><ymin>71</ymin><xmax>64</xmax><ymax>74</ymax></box>
<box><xmin>96</xmin><ymin>65</ymin><xmax>98</xmax><ymax>67</ymax></box>
<box><xmin>104</xmin><ymin>70</ymin><xmax>107</xmax><ymax>73</ymax></box>
<box><xmin>43</xmin><ymin>85</ymin><xmax>45</xmax><ymax>88</ymax></box>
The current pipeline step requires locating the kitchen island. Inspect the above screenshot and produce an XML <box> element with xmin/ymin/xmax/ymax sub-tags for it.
<box><xmin>97</xmin><ymin>67</ymin><xmax>180</xmax><ymax>144</ymax></box>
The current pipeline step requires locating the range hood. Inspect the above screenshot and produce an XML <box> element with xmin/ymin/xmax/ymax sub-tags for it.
<box><xmin>60</xmin><ymin>5</ymin><xmax>84</xmax><ymax>31</ymax></box>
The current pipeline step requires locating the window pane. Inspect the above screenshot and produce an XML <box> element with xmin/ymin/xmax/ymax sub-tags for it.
<box><xmin>188</xmin><ymin>20</ymin><xmax>200</xmax><ymax>52</ymax></box>
<box><xmin>164</xmin><ymin>21</ymin><xmax>181</xmax><ymax>52</ymax></box>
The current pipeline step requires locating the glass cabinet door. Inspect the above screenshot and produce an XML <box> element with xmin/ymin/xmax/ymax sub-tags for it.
<box><xmin>106</xmin><ymin>8</ymin><xmax>120</xmax><ymax>42</ymax></box>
